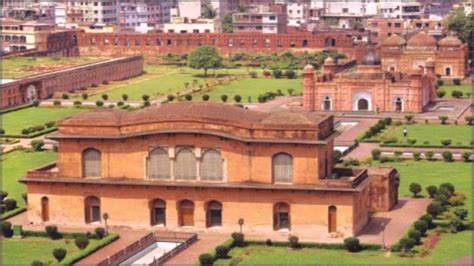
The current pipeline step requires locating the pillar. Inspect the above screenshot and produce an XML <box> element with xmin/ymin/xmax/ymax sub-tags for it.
<box><xmin>303</xmin><ymin>64</ymin><xmax>315</xmax><ymax>111</ymax></box>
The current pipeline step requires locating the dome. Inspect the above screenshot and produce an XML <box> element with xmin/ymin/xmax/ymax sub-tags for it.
<box><xmin>361</xmin><ymin>52</ymin><xmax>381</xmax><ymax>65</ymax></box>
<box><xmin>324</xmin><ymin>57</ymin><xmax>335</xmax><ymax>65</ymax></box>
<box><xmin>407</xmin><ymin>32</ymin><xmax>437</xmax><ymax>47</ymax></box>
<box><xmin>438</xmin><ymin>35</ymin><xmax>462</xmax><ymax>47</ymax></box>
<box><xmin>410</xmin><ymin>66</ymin><xmax>424</xmax><ymax>75</ymax></box>
<box><xmin>381</xmin><ymin>34</ymin><xmax>406</xmax><ymax>46</ymax></box>
<box><xmin>303</xmin><ymin>64</ymin><xmax>314</xmax><ymax>72</ymax></box>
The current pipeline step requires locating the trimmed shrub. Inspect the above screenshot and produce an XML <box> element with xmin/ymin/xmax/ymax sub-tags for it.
<box><xmin>220</xmin><ymin>95</ymin><xmax>228</xmax><ymax>102</ymax></box>
<box><xmin>454</xmin><ymin>208</ymin><xmax>468</xmax><ymax>220</ymax></box>
<box><xmin>45</xmin><ymin>121</ymin><xmax>55</xmax><ymax>128</ymax></box>
<box><xmin>437</xmin><ymin>90</ymin><xmax>446</xmax><ymax>98</ymax></box>
<box><xmin>117</xmin><ymin>101</ymin><xmax>124</xmax><ymax>106</ymax></box>
<box><xmin>122</xmin><ymin>94</ymin><xmax>129</xmax><ymax>101</ymax></box>
<box><xmin>95</xmin><ymin>101</ymin><xmax>104</xmax><ymax>107</ymax></box>
<box><xmin>184</xmin><ymin>94</ymin><xmax>192</xmax><ymax>101</ymax></box>
<box><xmin>215</xmin><ymin>245</ymin><xmax>230</xmax><ymax>259</ymax></box>
<box><xmin>95</xmin><ymin>227</ymin><xmax>106</xmax><ymax>239</ymax></box>
<box><xmin>343</xmin><ymin>237</ymin><xmax>361</xmax><ymax>252</ymax></box>
<box><xmin>379</xmin><ymin>156</ymin><xmax>391</xmax><ymax>163</ymax></box>
<box><xmin>285</xmin><ymin>69</ymin><xmax>297</xmax><ymax>79</ymax></box>
<box><xmin>142</xmin><ymin>95</ymin><xmax>150</xmax><ymax>101</ymax></box>
<box><xmin>234</xmin><ymin>95</ymin><xmax>242</xmax><ymax>103</ymax></box>
<box><xmin>371</xmin><ymin>149</ymin><xmax>381</xmax><ymax>160</ymax></box>
<box><xmin>32</xmin><ymin>100</ymin><xmax>40</xmax><ymax>107</ymax></box>
<box><xmin>31</xmin><ymin>261</ymin><xmax>44</xmax><ymax>266</ymax></box>
<box><xmin>451</xmin><ymin>90</ymin><xmax>463</xmax><ymax>98</ymax></box>
<box><xmin>199</xmin><ymin>253</ymin><xmax>214</xmax><ymax>266</ymax></box>
<box><xmin>399</xmin><ymin>237</ymin><xmax>416</xmax><ymax>252</ymax></box>
<box><xmin>407</xmin><ymin>139</ymin><xmax>417</xmax><ymax>145</ymax></box>
<box><xmin>53</xmin><ymin>100</ymin><xmax>61</xmax><ymax>106</ymax></box>
<box><xmin>249</xmin><ymin>71</ymin><xmax>257</xmax><ymax>78</ymax></box>
<box><xmin>101</xmin><ymin>94</ymin><xmax>108</xmax><ymax>101</ymax></box>
<box><xmin>288</xmin><ymin>235</ymin><xmax>299</xmax><ymax>249</ymax></box>
<box><xmin>202</xmin><ymin>94</ymin><xmax>210</xmax><ymax>101</ymax></box>
<box><xmin>427</xmin><ymin>202</ymin><xmax>444</xmax><ymax>218</ymax></box>
<box><xmin>438</xmin><ymin>116</ymin><xmax>449</xmax><ymax>124</ymax></box>
<box><xmin>412</xmin><ymin>151</ymin><xmax>421</xmax><ymax>161</ymax></box>
<box><xmin>45</xmin><ymin>225</ymin><xmax>61</xmax><ymax>240</ymax></box>
<box><xmin>73</xmin><ymin>101</ymin><xmax>82</xmax><ymax>106</ymax></box>
<box><xmin>461</xmin><ymin>152</ymin><xmax>472</xmax><ymax>162</ymax></box>
<box><xmin>4</xmin><ymin>199</ymin><xmax>17</xmax><ymax>211</ymax></box>
<box><xmin>441</xmin><ymin>151</ymin><xmax>453</xmax><ymax>162</ymax></box>
<box><xmin>434</xmin><ymin>193</ymin><xmax>449</xmax><ymax>206</ymax></box>
<box><xmin>408</xmin><ymin>229</ymin><xmax>422</xmax><ymax>244</ymax></box>
<box><xmin>1</xmin><ymin>221</ymin><xmax>13</xmax><ymax>237</ymax></box>
<box><xmin>62</xmin><ymin>93</ymin><xmax>69</xmax><ymax>100</ymax></box>
<box><xmin>465</xmin><ymin>116</ymin><xmax>474</xmax><ymax>125</ymax></box>
<box><xmin>384</xmin><ymin>117</ymin><xmax>392</xmax><ymax>125</ymax></box>
<box><xmin>167</xmin><ymin>95</ymin><xmax>175</xmax><ymax>101</ymax></box>
<box><xmin>425</xmin><ymin>151</ymin><xmax>435</xmax><ymax>160</ymax></box>
<box><xmin>333</xmin><ymin>150</ymin><xmax>343</xmax><ymax>163</ymax></box>
<box><xmin>436</xmin><ymin>79</ymin><xmax>444</xmax><ymax>86</ymax></box>
<box><xmin>81</xmin><ymin>93</ymin><xmax>88</xmax><ymax>100</ymax></box>
<box><xmin>31</xmin><ymin>140</ymin><xmax>44</xmax><ymax>151</ymax></box>
<box><xmin>426</xmin><ymin>185</ymin><xmax>438</xmax><ymax>198</ymax></box>
<box><xmin>53</xmin><ymin>248</ymin><xmax>67</xmax><ymax>262</ymax></box>
<box><xmin>272</xmin><ymin>69</ymin><xmax>283</xmax><ymax>79</ymax></box>
<box><xmin>266</xmin><ymin>239</ymin><xmax>273</xmax><ymax>246</ymax></box>
<box><xmin>231</xmin><ymin>232</ymin><xmax>245</xmax><ymax>247</ymax></box>
<box><xmin>439</xmin><ymin>183</ymin><xmax>455</xmax><ymax>195</ymax></box>
<box><xmin>75</xmin><ymin>235</ymin><xmax>90</xmax><ymax>250</ymax></box>
<box><xmin>404</xmin><ymin>115</ymin><xmax>414</xmax><ymax>123</ymax></box>
<box><xmin>452</xmin><ymin>78</ymin><xmax>461</xmax><ymax>85</ymax></box>
<box><xmin>420</xmin><ymin>214</ymin><xmax>434</xmax><ymax>229</ymax></box>
<box><xmin>409</xmin><ymin>183</ymin><xmax>422</xmax><ymax>197</ymax></box>
<box><xmin>0</xmin><ymin>191</ymin><xmax>9</xmax><ymax>201</ymax></box>
<box><xmin>449</xmin><ymin>193</ymin><xmax>466</xmax><ymax>206</ymax></box>
<box><xmin>440</xmin><ymin>139</ymin><xmax>452</xmax><ymax>146</ymax></box>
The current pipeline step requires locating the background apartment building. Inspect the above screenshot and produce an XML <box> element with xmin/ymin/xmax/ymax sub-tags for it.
<box><xmin>119</xmin><ymin>0</ymin><xmax>172</xmax><ymax>32</ymax></box>
<box><xmin>233</xmin><ymin>4</ymin><xmax>287</xmax><ymax>33</ymax></box>
<box><xmin>66</xmin><ymin>0</ymin><xmax>119</xmax><ymax>24</ymax></box>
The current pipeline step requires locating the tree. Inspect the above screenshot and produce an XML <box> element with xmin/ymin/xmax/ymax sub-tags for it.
<box><xmin>52</xmin><ymin>248</ymin><xmax>67</xmax><ymax>262</ymax></box>
<box><xmin>426</xmin><ymin>185</ymin><xmax>438</xmax><ymax>198</ymax></box>
<box><xmin>438</xmin><ymin>116</ymin><xmax>449</xmax><ymax>124</ymax></box>
<box><xmin>409</xmin><ymin>183</ymin><xmax>422</xmax><ymax>197</ymax></box>
<box><xmin>187</xmin><ymin>46</ymin><xmax>222</xmax><ymax>77</ymax></box>
<box><xmin>440</xmin><ymin>183</ymin><xmax>455</xmax><ymax>195</ymax></box>
<box><xmin>220</xmin><ymin>95</ymin><xmax>228</xmax><ymax>102</ymax></box>
<box><xmin>82</xmin><ymin>93</ymin><xmax>88</xmax><ymax>100</ymax></box>
<box><xmin>202</xmin><ymin>3</ymin><xmax>218</xmax><ymax>19</ymax></box>
<box><xmin>222</xmin><ymin>14</ymin><xmax>233</xmax><ymax>33</ymax></box>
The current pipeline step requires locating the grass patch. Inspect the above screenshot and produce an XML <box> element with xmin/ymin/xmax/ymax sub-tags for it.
<box><xmin>214</xmin><ymin>231</ymin><xmax>472</xmax><ymax>265</ymax></box>
<box><xmin>438</xmin><ymin>84</ymin><xmax>472</xmax><ymax>99</ymax></box>
<box><xmin>2</xmin><ymin>56</ymin><xmax>106</xmax><ymax>79</ymax></box>
<box><xmin>193</xmin><ymin>78</ymin><xmax>302</xmax><ymax>103</ymax></box>
<box><xmin>85</xmin><ymin>65</ymin><xmax>256</xmax><ymax>101</ymax></box>
<box><xmin>1</xmin><ymin>150</ymin><xmax>57</xmax><ymax>207</ymax></box>
<box><xmin>0</xmin><ymin>107</ymin><xmax>85</xmax><ymax>137</ymax></box>
<box><xmin>365</xmin><ymin>123</ymin><xmax>472</xmax><ymax>147</ymax></box>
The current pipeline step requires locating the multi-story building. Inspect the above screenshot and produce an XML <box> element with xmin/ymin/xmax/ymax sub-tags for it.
<box><xmin>233</xmin><ymin>4</ymin><xmax>287</xmax><ymax>33</ymax></box>
<box><xmin>22</xmin><ymin>102</ymin><xmax>399</xmax><ymax>237</ymax></box>
<box><xmin>379</xmin><ymin>0</ymin><xmax>423</xmax><ymax>19</ymax></box>
<box><xmin>0</xmin><ymin>18</ymin><xmax>53</xmax><ymax>53</ymax></box>
<box><xmin>119</xmin><ymin>0</ymin><xmax>172</xmax><ymax>33</ymax></box>
<box><xmin>163</xmin><ymin>12</ymin><xmax>221</xmax><ymax>33</ymax></box>
<box><xmin>66</xmin><ymin>0</ymin><xmax>120</xmax><ymax>25</ymax></box>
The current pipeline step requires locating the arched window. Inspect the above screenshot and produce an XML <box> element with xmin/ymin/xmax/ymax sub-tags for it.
<box><xmin>272</xmin><ymin>153</ymin><xmax>293</xmax><ymax>183</ymax></box>
<box><xmin>445</xmin><ymin>67</ymin><xmax>451</xmax><ymax>76</ymax></box>
<box><xmin>328</xmin><ymin>205</ymin><xmax>337</xmax><ymax>233</ymax></box>
<box><xmin>323</xmin><ymin>96</ymin><xmax>331</xmax><ymax>111</ymax></box>
<box><xmin>179</xmin><ymin>200</ymin><xmax>194</xmax><ymax>226</ymax></box>
<box><xmin>394</xmin><ymin>97</ymin><xmax>403</xmax><ymax>112</ymax></box>
<box><xmin>200</xmin><ymin>149</ymin><xmax>223</xmax><ymax>181</ymax></box>
<box><xmin>273</xmin><ymin>202</ymin><xmax>290</xmax><ymax>230</ymax></box>
<box><xmin>85</xmin><ymin>196</ymin><xmax>101</xmax><ymax>224</ymax></box>
<box><xmin>41</xmin><ymin>197</ymin><xmax>49</xmax><ymax>222</ymax></box>
<box><xmin>148</xmin><ymin>148</ymin><xmax>170</xmax><ymax>179</ymax></box>
<box><xmin>83</xmin><ymin>148</ymin><xmax>101</xmax><ymax>178</ymax></box>
<box><xmin>150</xmin><ymin>199</ymin><xmax>166</xmax><ymax>226</ymax></box>
<box><xmin>206</xmin><ymin>200</ymin><xmax>222</xmax><ymax>227</ymax></box>
<box><xmin>174</xmin><ymin>148</ymin><xmax>197</xmax><ymax>181</ymax></box>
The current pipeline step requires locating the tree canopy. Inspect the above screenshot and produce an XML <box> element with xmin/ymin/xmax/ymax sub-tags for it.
<box><xmin>187</xmin><ymin>46</ymin><xmax>222</xmax><ymax>77</ymax></box>
<box><xmin>444</xmin><ymin>8</ymin><xmax>474</xmax><ymax>48</ymax></box>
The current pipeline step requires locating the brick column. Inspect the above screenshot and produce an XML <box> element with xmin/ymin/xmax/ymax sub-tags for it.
<box><xmin>303</xmin><ymin>64</ymin><xmax>315</xmax><ymax>111</ymax></box>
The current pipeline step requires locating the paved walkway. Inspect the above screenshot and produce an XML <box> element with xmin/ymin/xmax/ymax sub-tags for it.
<box><xmin>358</xmin><ymin>198</ymin><xmax>431</xmax><ymax>246</ymax></box>
<box><xmin>164</xmin><ymin>233</ymin><xmax>228</xmax><ymax>265</ymax></box>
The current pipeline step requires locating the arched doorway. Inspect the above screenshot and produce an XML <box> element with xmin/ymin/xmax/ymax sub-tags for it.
<box><xmin>357</xmin><ymin>99</ymin><xmax>369</xmax><ymax>111</ymax></box>
<box><xmin>328</xmin><ymin>206</ymin><xmax>337</xmax><ymax>233</ymax></box>
<box><xmin>323</xmin><ymin>96</ymin><xmax>331</xmax><ymax>111</ymax></box>
<box><xmin>41</xmin><ymin>197</ymin><xmax>49</xmax><ymax>222</ymax></box>
<box><xmin>273</xmin><ymin>202</ymin><xmax>290</xmax><ymax>231</ymax></box>
<box><xmin>179</xmin><ymin>200</ymin><xmax>194</xmax><ymax>227</ymax></box>
<box><xmin>206</xmin><ymin>200</ymin><xmax>222</xmax><ymax>227</ymax></box>
<box><xmin>394</xmin><ymin>98</ymin><xmax>403</xmax><ymax>112</ymax></box>
<box><xmin>85</xmin><ymin>196</ymin><xmax>101</xmax><ymax>224</ymax></box>
<box><xmin>150</xmin><ymin>199</ymin><xmax>166</xmax><ymax>226</ymax></box>
<box><xmin>445</xmin><ymin>67</ymin><xmax>451</xmax><ymax>76</ymax></box>
<box><xmin>26</xmin><ymin>85</ymin><xmax>37</xmax><ymax>102</ymax></box>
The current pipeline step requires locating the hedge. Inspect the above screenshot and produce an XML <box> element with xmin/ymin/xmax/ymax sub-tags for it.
<box><xmin>0</xmin><ymin>103</ymin><xmax>34</xmax><ymax>115</ymax></box>
<box><xmin>61</xmin><ymin>233</ymin><xmax>119</xmax><ymax>265</ymax></box>
<box><xmin>2</xmin><ymin>127</ymin><xmax>57</xmax><ymax>139</ymax></box>
<box><xmin>245</xmin><ymin>240</ymin><xmax>381</xmax><ymax>250</ymax></box>
<box><xmin>0</xmin><ymin>207</ymin><xmax>26</xmax><ymax>220</ymax></box>
<box><xmin>379</xmin><ymin>143</ymin><xmax>472</xmax><ymax>149</ymax></box>
<box><xmin>22</xmin><ymin>230</ymin><xmax>93</xmax><ymax>239</ymax></box>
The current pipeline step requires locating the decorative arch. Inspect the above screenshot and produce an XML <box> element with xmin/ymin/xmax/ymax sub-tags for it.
<box><xmin>174</xmin><ymin>148</ymin><xmax>197</xmax><ymax>180</ymax></box>
<box><xmin>85</xmin><ymin>196</ymin><xmax>101</xmax><ymax>224</ymax></box>
<box><xmin>322</xmin><ymin>96</ymin><xmax>332</xmax><ymax>111</ymax></box>
<box><xmin>148</xmin><ymin>148</ymin><xmax>170</xmax><ymax>179</ymax></box>
<box><xmin>273</xmin><ymin>202</ymin><xmax>290</xmax><ymax>230</ymax></box>
<box><xmin>272</xmin><ymin>153</ymin><xmax>293</xmax><ymax>183</ymax></box>
<box><xmin>352</xmin><ymin>91</ymin><xmax>372</xmax><ymax>111</ymax></box>
<box><xmin>83</xmin><ymin>148</ymin><xmax>101</xmax><ymax>178</ymax></box>
<box><xmin>200</xmin><ymin>149</ymin><xmax>223</xmax><ymax>181</ymax></box>
<box><xmin>41</xmin><ymin>196</ymin><xmax>49</xmax><ymax>222</ymax></box>
<box><xmin>328</xmin><ymin>205</ymin><xmax>337</xmax><ymax>233</ymax></box>
<box><xmin>444</xmin><ymin>65</ymin><xmax>452</xmax><ymax>76</ymax></box>
<box><xmin>206</xmin><ymin>200</ymin><xmax>223</xmax><ymax>227</ymax></box>
<box><xmin>150</xmin><ymin>198</ymin><xmax>166</xmax><ymax>226</ymax></box>
<box><xmin>394</xmin><ymin>97</ymin><xmax>403</xmax><ymax>112</ymax></box>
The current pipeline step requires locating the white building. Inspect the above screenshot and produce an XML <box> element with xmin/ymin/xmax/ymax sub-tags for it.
<box><xmin>287</xmin><ymin>3</ymin><xmax>306</xmax><ymax>27</ymax></box>
<box><xmin>66</xmin><ymin>0</ymin><xmax>120</xmax><ymax>25</ymax></box>
<box><xmin>119</xmin><ymin>0</ymin><xmax>171</xmax><ymax>32</ymax></box>
<box><xmin>163</xmin><ymin>9</ymin><xmax>221</xmax><ymax>33</ymax></box>
<box><xmin>379</xmin><ymin>0</ymin><xmax>423</xmax><ymax>19</ymax></box>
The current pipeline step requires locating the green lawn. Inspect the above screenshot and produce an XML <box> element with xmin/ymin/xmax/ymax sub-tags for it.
<box><xmin>1</xmin><ymin>107</ymin><xmax>85</xmax><ymax>136</ymax></box>
<box><xmin>438</xmin><ymin>84</ymin><xmax>472</xmax><ymax>99</ymax></box>
<box><xmin>193</xmin><ymin>78</ymin><xmax>302</xmax><ymax>103</ymax></box>
<box><xmin>367</xmin><ymin>123</ymin><xmax>472</xmax><ymax>147</ymax></box>
<box><xmin>215</xmin><ymin>231</ymin><xmax>472</xmax><ymax>265</ymax></box>
<box><xmin>2</xmin><ymin>56</ymin><xmax>106</xmax><ymax>79</ymax></box>
<box><xmin>85</xmin><ymin>65</ymin><xmax>258</xmax><ymax>101</ymax></box>
<box><xmin>370</xmin><ymin>160</ymin><xmax>472</xmax><ymax>219</ymax></box>
<box><xmin>2</xmin><ymin>151</ymin><xmax>58</xmax><ymax>206</ymax></box>
<box><xmin>2</xmin><ymin>236</ymin><xmax>99</xmax><ymax>265</ymax></box>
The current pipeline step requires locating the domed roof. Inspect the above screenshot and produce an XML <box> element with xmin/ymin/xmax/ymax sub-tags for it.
<box><xmin>361</xmin><ymin>52</ymin><xmax>381</xmax><ymax>65</ymax></box>
<box><xmin>426</xmin><ymin>57</ymin><xmax>435</xmax><ymax>66</ymax></box>
<box><xmin>407</xmin><ymin>32</ymin><xmax>437</xmax><ymax>47</ymax></box>
<box><xmin>381</xmin><ymin>34</ymin><xmax>406</xmax><ymax>46</ymax></box>
<box><xmin>410</xmin><ymin>66</ymin><xmax>424</xmax><ymax>74</ymax></box>
<box><xmin>303</xmin><ymin>64</ymin><xmax>314</xmax><ymax>72</ymax></box>
<box><xmin>438</xmin><ymin>35</ymin><xmax>462</xmax><ymax>47</ymax></box>
<box><xmin>324</xmin><ymin>57</ymin><xmax>335</xmax><ymax>65</ymax></box>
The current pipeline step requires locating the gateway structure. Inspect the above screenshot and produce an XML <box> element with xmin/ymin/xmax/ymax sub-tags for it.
<box><xmin>22</xmin><ymin>103</ymin><xmax>399</xmax><ymax>237</ymax></box>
